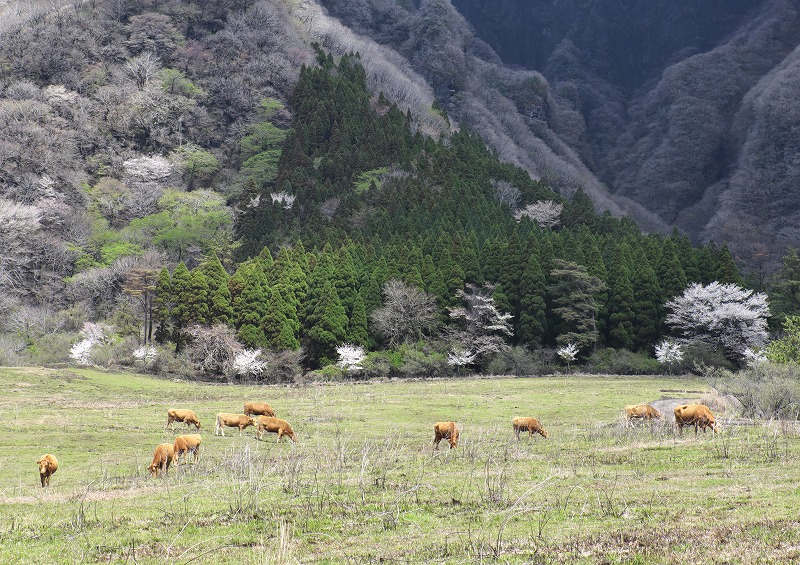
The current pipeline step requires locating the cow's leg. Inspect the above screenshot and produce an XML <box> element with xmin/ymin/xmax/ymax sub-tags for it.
<box><xmin>277</xmin><ymin>430</ymin><xmax>283</xmax><ymax>443</ymax></box>
<box><xmin>514</xmin><ymin>427</ymin><xmax>520</xmax><ymax>440</ymax></box>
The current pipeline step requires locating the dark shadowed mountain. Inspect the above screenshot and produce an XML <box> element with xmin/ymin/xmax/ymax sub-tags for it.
<box><xmin>321</xmin><ymin>0</ymin><xmax>800</xmax><ymax>273</ymax></box>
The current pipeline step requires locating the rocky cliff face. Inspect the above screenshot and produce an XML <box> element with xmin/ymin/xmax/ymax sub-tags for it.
<box><xmin>321</xmin><ymin>0</ymin><xmax>800</xmax><ymax>271</ymax></box>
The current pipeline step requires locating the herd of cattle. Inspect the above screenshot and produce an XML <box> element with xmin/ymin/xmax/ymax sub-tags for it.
<box><xmin>35</xmin><ymin>401</ymin><xmax>719</xmax><ymax>487</ymax></box>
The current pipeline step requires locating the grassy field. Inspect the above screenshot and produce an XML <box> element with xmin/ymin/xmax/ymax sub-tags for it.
<box><xmin>0</xmin><ymin>367</ymin><xmax>799</xmax><ymax>564</ymax></box>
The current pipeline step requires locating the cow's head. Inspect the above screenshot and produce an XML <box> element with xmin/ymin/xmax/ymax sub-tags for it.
<box><xmin>37</xmin><ymin>458</ymin><xmax>49</xmax><ymax>475</ymax></box>
<box><xmin>250</xmin><ymin>417</ymin><xmax>258</xmax><ymax>427</ymax></box>
<box><xmin>540</xmin><ymin>428</ymin><xmax>549</xmax><ymax>439</ymax></box>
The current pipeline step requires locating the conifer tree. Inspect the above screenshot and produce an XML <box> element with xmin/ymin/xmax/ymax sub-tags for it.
<box><xmin>657</xmin><ymin>239</ymin><xmax>688</xmax><ymax>303</ymax></box>
<box><xmin>672</xmin><ymin>231</ymin><xmax>701</xmax><ymax>283</ymax></box>
<box><xmin>716</xmin><ymin>243</ymin><xmax>743</xmax><ymax>286</ymax></box>
<box><xmin>497</xmin><ymin>233</ymin><xmax>525</xmax><ymax>318</ymax></box>
<box><xmin>263</xmin><ymin>284</ymin><xmax>301</xmax><ymax>350</ymax></box>
<box><xmin>348</xmin><ymin>294</ymin><xmax>370</xmax><ymax>347</ymax></box>
<box><xmin>199</xmin><ymin>252</ymin><xmax>228</xmax><ymax>294</ymax></box>
<box><xmin>606</xmin><ymin>245</ymin><xmax>636</xmax><ymax>350</ymax></box>
<box><xmin>561</xmin><ymin>188</ymin><xmax>596</xmax><ymax>229</ymax></box>
<box><xmin>305</xmin><ymin>280</ymin><xmax>348</xmax><ymax>366</ymax></box>
<box><xmin>231</xmin><ymin>262</ymin><xmax>269</xmax><ymax>348</ymax></box>
<box><xmin>153</xmin><ymin>267</ymin><xmax>172</xmax><ymax>344</ymax></box>
<box><xmin>185</xmin><ymin>270</ymin><xmax>210</xmax><ymax>325</ymax></box>
<box><xmin>770</xmin><ymin>248</ymin><xmax>800</xmax><ymax>321</ymax></box>
<box><xmin>199</xmin><ymin>252</ymin><xmax>232</xmax><ymax>325</ymax></box>
<box><xmin>169</xmin><ymin>262</ymin><xmax>192</xmax><ymax>351</ymax></box>
<box><xmin>209</xmin><ymin>283</ymin><xmax>234</xmax><ymax>326</ymax></box>
<box><xmin>631</xmin><ymin>253</ymin><xmax>662</xmax><ymax>351</ymax></box>
<box><xmin>480</xmin><ymin>238</ymin><xmax>505</xmax><ymax>283</ymax></box>
<box><xmin>548</xmin><ymin>259</ymin><xmax>606</xmax><ymax>350</ymax></box>
<box><xmin>518</xmin><ymin>255</ymin><xmax>548</xmax><ymax>348</ymax></box>
<box><xmin>584</xmin><ymin>238</ymin><xmax>608</xmax><ymax>344</ymax></box>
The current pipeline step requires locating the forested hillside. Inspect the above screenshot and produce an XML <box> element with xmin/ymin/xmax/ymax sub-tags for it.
<box><xmin>0</xmin><ymin>0</ymin><xmax>785</xmax><ymax>377</ymax></box>
<box><xmin>321</xmin><ymin>0</ymin><xmax>800</xmax><ymax>274</ymax></box>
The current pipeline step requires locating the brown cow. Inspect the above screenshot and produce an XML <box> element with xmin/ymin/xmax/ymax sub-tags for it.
<box><xmin>433</xmin><ymin>421</ymin><xmax>459</xmax><ymax>449</ymax></box>
<box><xmin>173</xmin><ymin>434</ymin><xmax>202</xmax><ymax>464</ymax></box>
<box><xmin>215</xmin><ymin>413</ymin><xmax>257</xmax><ymax>436</ymax></box>
<box><xmin>674</xmin><ymin>404</ymin><xmax>719</xmax><ymax>436</ymax></box>
<box><xmin>166</xmin><ymin>409</ymin><xmax>201</xmax><ymax>431</ymax></box>
<box><xmin>148</xmin><ymin>443</ymin><xmax>174</xmax><ymax>477</ymax></box>
<box><xmin>37</xmin><ymin>454</ymin><xmax>58</xmax><ymax>487</ymax></box>
<box><xmin>243</xmin><ymin>402</ymin><xmax>276</xmax><ymax>417</ymax></box>
<box><xmin>255</xmin><ymin>416</ymin><xmax>296</xmax><ymax>443</ymax></box>
<box><xmin>624</xmin><ymin>403</ymin><xmax>662</xmax><ymax>427</ymax></box>
<box><xmin>512</xmin><ymin>416</ymin><xmax>549</xmax><ymax>439</ymax></box>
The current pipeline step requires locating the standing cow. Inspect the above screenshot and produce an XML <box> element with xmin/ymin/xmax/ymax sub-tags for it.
<box><xmin>244</xmin><ymin>402</ymin><xmax>276</xmax><ymax>417</ymax></box>
<box><xmin>512</xmin><ymin>416</ymin><xmax>549</xmax><ymax>439</ymax></box>
<box><xmin>174</xmin><ymin>434</ymin><xmax>202</xmax><ymax>464</ymax></box>
<box><xmin>37</xmin><ymin>454</ymin><xmax>58</xmax><ymax>488</ymax></box>
<box><xmin>674</xmin><ymin>404</ymin><xmax>719</xmax><ymax>435</ymax></box>
<box><xmin>255</xmin><ymin>416</ymin><xmax>296</xmax><ymax>443</ymax></box>
<box><xmin>433</xmin><ymin>421</ymin><xmax>459</xmax><ymax>449</ymax></box>
<box><xmin>624</xmin><ymin>404</ymin><xmax>662</xmax><ymax>427</ymax></box>
<box><xmin>148</xmin><ymin>443</ymin><xmax>174</xmax><ymax>477</ymax></box>
<box><xmin>165</xmin><ymin>409</ymin><xmax>201</xmax><ymax>431</ymax></box>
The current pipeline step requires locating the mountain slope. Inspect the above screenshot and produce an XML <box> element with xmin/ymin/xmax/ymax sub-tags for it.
<box><xmin>320</xmin><ymin>0</ymin><xmax>800</xmax><ymax>271</ymax></box>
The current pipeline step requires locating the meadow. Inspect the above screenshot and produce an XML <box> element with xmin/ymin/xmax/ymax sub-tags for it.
<box><xmin>0</xmin><ymin>367</ymin><xmax>798</xmax><ymax>564</ymax></box>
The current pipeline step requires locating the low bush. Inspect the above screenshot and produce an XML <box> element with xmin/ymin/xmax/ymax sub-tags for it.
<box><xmin>714</xmin><ymin>363</ymin><xmax>800</xmax><ymax>419</ymax></box>
<box><xmin>261</xmin><ymin>349</ymin><xmax>304</xmax><ymax>384</ymax></box>
<box><xmin>486</xmin><ymin>346</ymin><xmax>550</xmax><ymax>376</ymax></box>
<box><xmin>585</xmin><ymin>348</ymin><xmax>662</xmax><ymax>375</ymax></box>
<box><xmin>27</xmin><ymin>332</ymin><xmax>77</xmax><ymax>365</ymax></box>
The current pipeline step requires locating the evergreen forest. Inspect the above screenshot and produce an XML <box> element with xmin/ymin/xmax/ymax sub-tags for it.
<box><xmin>0</xmin><ymin>1</ymin><xmax>795</xmax><ymax>380</ymax></box>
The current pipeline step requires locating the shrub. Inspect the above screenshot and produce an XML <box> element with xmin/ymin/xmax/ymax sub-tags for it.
<box><xmin>147</xmin><ymin>348</ymin><xmax>195</xmax><ymax>379</ymax></box>
<box><xmin>397</xmin><ymin>348</ymin><xmax>450</xmax><ymax>378</ymax></box>
<box><xmin>486</xmin><ymin>346</ymin><xmax>548</xmax><ymax>376</ymax></box>
<box><xmin>714</xmin><ymin>363</ymin><xmax>800</xmax><ymax>419</ymax></box>
<box><xmin>90</xmin><ymin>336</ymin><xmax>137</xmax><ymax>367</ymax></box>
<box><xmin>307</xmin><ymin>364</ymin><xmax>346</xmax><ymax>382</ymax></box>
<box><xmin>28</xmin><ymin>333</ymin><xmax>79</xmax><ymax>365</ymax></box>
<box><xmin>0</xmin><ymin>333</ymin><xmax>29</xmax><ymax>366</ymax></box>
<box><xmin>683</xmin><ymin>343</ymin><xmax>737</xmax><ymax>374</ymax></box>
<box><xmin>360</xmin><ymin>351</ymin><xmax>394</xmax><ymax>379</ymax></box>
<box><xmin>262</xmin><ymin>349</ymin><xmax>304</xmax><ymax>384</ymax></box>
<box><xmin>585</xmin><ymin>348</ymin><xmax>662</xmax><ymax>375</ymax></box>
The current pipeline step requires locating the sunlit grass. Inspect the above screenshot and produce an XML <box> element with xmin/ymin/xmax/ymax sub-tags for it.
<box><xmin>0</xmin><ymin>367</ymin><xmax>798</xmax><ymax>563</ymax></box>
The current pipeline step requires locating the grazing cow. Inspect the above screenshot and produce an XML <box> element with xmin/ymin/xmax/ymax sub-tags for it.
<box><xmin>37</xmin><ymin>454</ymin><xmax>58</xmax><ymax>488</ymax></box>
<box><xmin>674</xmin><ymin>404</ymin><xmax>719</xmax><ymax>436</ymax></box>
<box><xmin>215</xmin><ymin>413</ymin><xmax>257</xmax><ymax>436</ymax></box>
<box><xmin>243</xmin><ymin>402</ymin><xmax>276</xmax><ymax>417</ymax></box>
<box><xmin>173</xmin><ymin>434</ymin><xmax>202</xmax><ymax>464</ymax></box>
<box><xmin>255</xmin><ymin>416</ymin><xmax>296</xmax><ymax>443</ymax></box>
<box><xmin>624</xmin><ymin>404</ymin><xmax>662</xmax><ymax>427</ymax></box>
<box><xmin>433</xmin><ymin>421</ymin><xmax>459</xmax><ymax>449</ymax></box>
<box><xmin>148</xmin><ymin>443</ymin><xmax>174</xmax><ymax>477</ymax></box>
<box><xmin>166</xmin><ymin>409</ymin><xmax>201</xmax><ymax>431</ymax></box>
<box><xmin>512</xmin><ymin>416</ymin><xmax>549</xmax><ymax>439</ymax></box>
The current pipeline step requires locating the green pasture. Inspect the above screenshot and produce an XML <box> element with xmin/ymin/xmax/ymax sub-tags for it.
<box><xmin>0</xmin><ymin>368</ymin><xmax>798</xmax><ymax>564</ymax></box>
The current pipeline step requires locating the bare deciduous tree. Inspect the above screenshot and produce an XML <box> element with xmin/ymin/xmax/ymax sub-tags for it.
<box><xmin>490</xmin><ymin>179</ymin><xmax>521</xmax><ymax>209</ymax></box>
<box><xmin>187</xmin><ymin>324</ymin><xmax>242</xmax><ymax>378</ymax></box>
<box><xmin>370</xmin><ymin>279</ymin><xmax>439</xmax><ymax>347</ymax></box>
